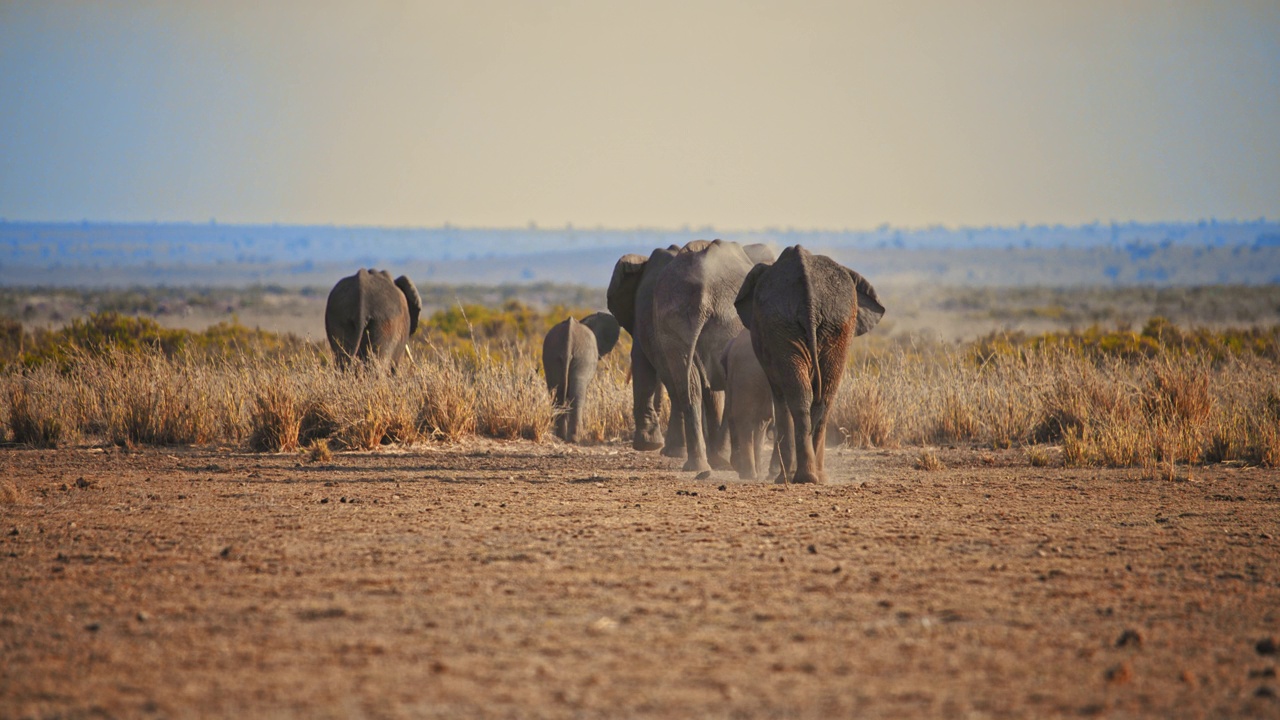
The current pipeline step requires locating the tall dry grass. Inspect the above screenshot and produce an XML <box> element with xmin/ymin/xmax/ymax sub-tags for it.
<box><xmin>830</xmin><ymin>337</ymin><xmax>1280</xmax><ymax>470</ymax></box>
<box><xmin>2</xmin><ymin>315</ymin><xmax>1277</xmax><ymax>473</ymax></box>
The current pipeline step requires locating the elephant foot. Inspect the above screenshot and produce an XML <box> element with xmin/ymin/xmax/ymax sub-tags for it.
<box><xmin>794</xmin><ymin>470</ymin><xmax>823</xmax><ymax>484</ymax></box>
<box><xmin>683</xmin><ymin>457</ymin><xmax>711</xmax><ymax>473</ymax></box>
<box><xmin>662</xmin><ymin>445</ymin><xmax>687</xmax><ymax>459</ymax></box>
<box><xmin>709</xmin><ymin>453</ymin><xmax>733</xmax><ymax>471</ymax></box>
<box><xmin>737</xmin><ymin>469</ymin><xmax>756</xmax><ymax>481</ymax></box>
<box><xmin>633</xmin><ymin>438</ymin><xmax>664</xmax><ymax>452</ymax></box>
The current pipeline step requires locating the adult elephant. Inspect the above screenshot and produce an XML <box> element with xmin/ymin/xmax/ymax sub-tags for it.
<box><xmin>734</xmin><ymin>245</ymin><xmax>884</xmax><ymax>484</ymax></box>
<box><xmin>607</xmin><ymin>244</ymin><xmax>689</xmax><ymax>454</ymax></box>
<box><xmin>542</xmin><ymin>312</ymin><xmax>621</xmax><ymax>443</ymax></box>
<box><xmin>324</xmin><ymin>269</ymin><xmax>422</xmax><ymax>371</ymax></box>
<box><xmin>652</xmin><ymin>240</ymin><xmax>776</xmax><ymax>473</ymax></box>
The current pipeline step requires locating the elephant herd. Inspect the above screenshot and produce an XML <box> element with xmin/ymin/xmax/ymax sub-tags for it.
<box><xmin>323</xmin><ymin>242</ymin><xmax>884</xmax><ymax>484</ymax></box>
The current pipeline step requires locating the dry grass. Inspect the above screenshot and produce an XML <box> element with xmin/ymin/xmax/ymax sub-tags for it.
<box><xmin>2</xmin><ymin>317</ymin><xmax>1278</xmax><ymax>473</ymax></box>
<box><xmin>915</xmin><ymin>447</ymin><xmax>945</xmax><ymax>471</ymax></box>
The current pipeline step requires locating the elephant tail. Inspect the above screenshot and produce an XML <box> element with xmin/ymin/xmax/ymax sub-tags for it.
<box><xmin>561</xmin><ymin>317</ymin><xmax>576</xmax><ymax>405</ymax></box>
<box><xmin>807</xmin><ymin>313</ymin><xmax>823</xmax><ymax>404</ymax></box>
<box><xmin>352</xmin><ymin>284</ymin><xmax>371</xmax><ymax>363</ymax></box>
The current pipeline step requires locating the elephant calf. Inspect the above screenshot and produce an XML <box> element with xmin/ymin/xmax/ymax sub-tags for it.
<box><xmin>720</xmin><ymin>328</ymin><xmax>775</xmax><ymax>480</ymax></box>
<box><xmin>542</xmin><ymin>312</ymin><xmax>621</xmax><ymax>443</ymax></box>
<box><xmin>735</xmin><ymin>245</ymin><xmax>885</xmax><ymax>484</ymax></box>
<box><xmin>324</xmin><ymin>269</ymin><xmax>422</xmax><ymax>371</ymax></box>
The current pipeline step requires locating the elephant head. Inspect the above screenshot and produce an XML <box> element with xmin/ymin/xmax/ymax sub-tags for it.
<box><xmin>543</xmin><ymin>311</ymin><xmax>622</xmax><ymax>443</ymax></box>
<box><xmin>324</xmin><ymin>269</ymin><xmax>422</xmax><ymax>371</ymax></box>
<box><xmin>733</xmin><ymin>245</ymin><xmax>884</xmax><ymax>483</ymax></box>
<box><xmin>606</xmin><ymin>245</ymin><xmax>684</xmax><ymax>453</ymax></box>
<box><xmin>606</xmin><ymin>254</ymin><xmax>649</xmax><ymax>336</ymax></box>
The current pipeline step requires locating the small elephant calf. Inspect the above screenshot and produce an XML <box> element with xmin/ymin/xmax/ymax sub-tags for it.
<box><xmin>721</xmin><ymin>328</ymin><xmax>775</xmax><ymax>480</ymax></box>
<box><xmin>324</xmin><ymin>269</ymin><xmax>422</xmax><ymax>371</ymax></box>
<box><xmin>542</xmin><ymin>312</ymin><xmax>621</xmax><ymax>443</ymax></box>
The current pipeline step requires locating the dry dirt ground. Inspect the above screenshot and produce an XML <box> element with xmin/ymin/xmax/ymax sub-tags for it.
<box><xmin>2</xmin><ymin>441</ymin><xmax>1278</xmax><ymax>719</ymax></box>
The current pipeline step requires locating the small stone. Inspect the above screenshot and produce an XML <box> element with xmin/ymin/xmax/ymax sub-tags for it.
<box><xmin>85</xmin><ymin>622</ymin><xmax>101</xmax><ymax>632</ymax></box>
<box><xmin>136</xmin><ymin>611</ymin><xmax>150</xmax><ymax>622</ymax></box>
<box><xmin>1105</xmin><ymin>662</ymin><xmax>1132</xmax><ymax>684</ymax></box>
<box><xmin>1116</xmin><ymin>629</ymin><xmax>1144</xmax><ymax>648</ymax></box>
<box><xmin>1256</xmin><ymin>686</ymin><xmax>1276</xmax><ymax>699</ymax></box>
<box><xmin>1258</xmin><ymin>638</ymin><xmax>1279</xmax><ymax>656</ymax></box>
<box><xmin>320</xmin><ymin>498</ymin><xmax>329</xmax><ymax>504</ymax></box>
<box><xmin>587</xmin><ymin>616</ymin><xmax>619</xmax><ymax>635</ymax></box>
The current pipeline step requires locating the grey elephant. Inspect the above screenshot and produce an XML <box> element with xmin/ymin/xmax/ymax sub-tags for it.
<box><xmin>735</xmin><ymin>245</ymin><xmax>884</xmax><ymax>484</ymax></box>
<box><xmin>606</xmin><ymin>244</ymin><xmax>689</xmax><ymax>454</ymax></box>
<box><xmin>542</xmin><ymin>312</ymin><xmax>622</xmax><ymax>443</ymax></box>
<box><xmin>324</xmin><ymin>269</ymin><xmax>422</xmax><ymax>371</ymax></box>
<box><xmin>651</xmin><ymin>239</ymin><xmax>776</xmax><ymax>473</ymax></box>
<box><xmin>720</xmin><ymin>328</ymin><xmax>775</xmax><ymax>480</ymax></box>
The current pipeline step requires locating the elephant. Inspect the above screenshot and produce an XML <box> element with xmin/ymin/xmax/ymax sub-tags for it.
<box><xmin>607</xmin><ymin>244</ymin><xmax>687</xmax><ymax>454</ymax></box>
<box><xmin>542</xmin><ymin>312</ymin><xmax>621</xmax><ymax>443</ymax></box>
<box><xmin>734</xmin><ymin>245</ymin><xmax>885</xmax><ymax>484</ymax></box>
<box><xmin>720</xmin><ymin>328</ymin><xmax>775</xmax><ymax>480</ymax></box>
<box><xmin>324</xmin><ymin>269</ymin><xmax>422</xmax><ymax>371</ymax></box>
<box><xmin>651</xmin><ymin>239</ymin><xmax>776</xmax><ymax>473</ymax></box>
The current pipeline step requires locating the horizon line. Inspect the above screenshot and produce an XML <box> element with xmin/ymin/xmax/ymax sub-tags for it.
<box><xmin>1</xmin><ymin>216</ymin><xmax>1275</xmax><ymax>235</ymax></box>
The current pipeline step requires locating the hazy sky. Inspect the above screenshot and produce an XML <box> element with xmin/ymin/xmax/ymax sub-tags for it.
<box><xmin>1</xmin><ymin>1</ymin><xmax>1277</xmax><ymax>229</ymax></box>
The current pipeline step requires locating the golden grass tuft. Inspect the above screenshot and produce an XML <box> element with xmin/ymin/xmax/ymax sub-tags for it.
<box><xmin>248</xmin><ymin>384</ymin><xmax>302</xmax><ymax>453</ymax></box>
<box><xmin>915</xmin><ymin>447</ymin><xmax>945</xmax><ymax>471</ymax></box>
<box><xmin>306</xmin><ymin>438</ymin><xmax>333</xmax><ymax>463</ymax></box>
<box><xmin>5</xmin><ymin>369</ymin><xmax>71</xmax><ymax>448</ymax></box>
<box><xmin>1026</xmin><ymin>445</ymin><xmax>1054</xmax><ymax>467</ymax></box>
<box><xmin>0</xmin><ymin>479</ymin><xmax>23</xmax><ymax>504</ymax></box>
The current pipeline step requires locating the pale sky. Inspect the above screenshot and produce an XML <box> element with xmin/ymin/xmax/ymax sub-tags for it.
<box><xmin>1</xmin><ymin>1</ymin><xmax>1277</xmax><ymax>230</ymax></box>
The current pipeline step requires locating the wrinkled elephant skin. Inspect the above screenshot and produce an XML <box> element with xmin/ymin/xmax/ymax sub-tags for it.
<box><xmin>542</xmin><ymin>312</ymin><xmax>621</xmax><ymax>443</ymax></box>
<box><xmin>735</xmin><ymin>245</ymin><xmax>884</xmax><ymax>484</ymax></box>
<box><xmin>324</xmin><ymin>269</ymin><xmax>422</xmax><ymax>371</ymax></box>
<box><xmin>652</xmin><ymin>240</ymin><xmax>776</xmax><ymax>473</ymax></box>
<box><xmin>607</xmin><ymin>246</ymin><xmax>684</xmax><ymax>453</ymax></box>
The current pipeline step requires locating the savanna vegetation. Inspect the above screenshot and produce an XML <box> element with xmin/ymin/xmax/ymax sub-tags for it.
<box><xmin>2</xmin><ymin>293</ymin><xmax>1278</xmax><ymax>479</ymax></box>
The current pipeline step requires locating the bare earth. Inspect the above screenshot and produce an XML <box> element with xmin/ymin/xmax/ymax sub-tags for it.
<box><xmin>2</xmin><ymin>442</ymin><xmax>1278</xmax><ymax>719</ymax></box>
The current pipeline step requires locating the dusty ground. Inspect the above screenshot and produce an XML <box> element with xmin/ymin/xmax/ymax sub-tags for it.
<box><xmin>2</xmin><ymin>441</ymin><xmax>1278</xmax><ymax>719</ymax></box>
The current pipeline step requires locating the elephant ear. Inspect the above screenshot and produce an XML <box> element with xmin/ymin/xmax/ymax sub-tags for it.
<box><xmin>847</xmin><ymin>269</ymin><xmax>885</xmax><ymax>336</ymax></box>
<box><xmin>394</xmin><ymin>275</ymin><xmax>422</xmax><ymax>336</ymax></box>
<box><xmin>734</xmin><ymin>263</ymin><xmax>769</xmax><ymax>331</ymax></box>
<box><xmin>742</xmin><ymin>243</ymin><xmax>776</xmax><ymax>265</ymax></box>
<box><xmin>581</xmin><ymin>312</ymin><xmax>621</xmax><ymax>357</ymax></box>
<box><xmin>606</xmin><ymin>254</ymin><xmax>647</xmax><ymax>334</ymax></box>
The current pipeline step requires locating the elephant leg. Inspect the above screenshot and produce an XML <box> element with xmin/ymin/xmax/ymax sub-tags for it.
<box><xmin>675</xmin><ymin>354</ymin><xmax>710</xmax><ymax>473</ymax></box>
<box><xmin>770</xmin><ymin>389</ymin><xmax>795</xmax><ymax>484</ymax></box>
<box><xmin>680</xmin><ymin>394</ymin><xmax>709</xmax><ymax>472</ymax></box>
<box><xmin>779</xmin><ymin>371</ymin><xmax>821</xmax><ymax>484</ymax></box>
<box><xmin>813</xmin><ymin>336</ymin><xmax>850</xmax><ymax>478</ymax></box>
<box><xmin>661</xmin><ymin>396</ymin><xmax>687</xmax><ymax>458</ymax></box>
<box><xmin>751</xmin><ymin>419</ymin><xmax>769</xmax><ymax>481</ymax></box>
<box><xmin>564</xmin><ymin>364</ymin><xmax>593</xmax><ymax>444</ymax></box>
<box><xmin>631</xmin><ymin>351</ymin><xmax>665</xmax><ymax>451</ymax></box>
<box><xmin>565</xmin><ymin>402</ymin><xmax>582</xmax><ymax>443</ymax></box>
<box><xmin>728</xmin><ymin>396</ymin><xmax>755</xmax><ymax>480</ymax></box>
<box><xmin>790</xmin><ymin>402</ymin><xmax>820</xmax><ymax>484</ymax></box>
<box><xmin>705</xmin><ymin>388</ymin><xmax>732</xmax><ymax>470</ymax></box>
